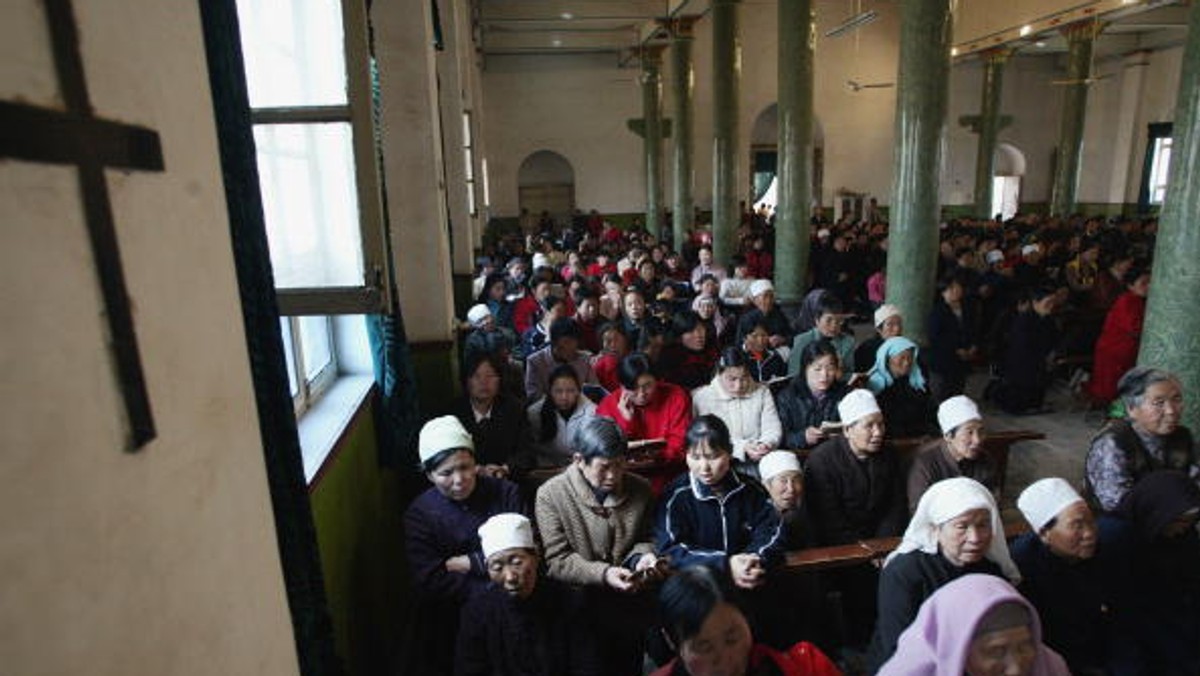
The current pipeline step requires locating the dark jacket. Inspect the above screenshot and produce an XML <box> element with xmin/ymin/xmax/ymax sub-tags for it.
<box><xmin>655</xmin><ymin>472</ymin><xmax>786</xmax><ymax>574</ymax></box>
<box><xmin>743</xmin><ymin>347</ymin><xmax>788</xmax><ymax>385</ymax></box>
<box><xmin>927</xmin><ymin>297</ymin><xmax>976</xmax><ymax>378</ymax></box>
<box><xmin>1010</xmin><ymin>518</ymin><xmax>1143</xmax><ymax>676</ymax></box>
<box><xmin>803</xmin><ymin>436</ymin><xmax>906</xmax><ymax>545</ymax></box>
<box><xmin>454</xmin><ymin>577</ymin><xmax>603</xmax><ymax>676</ymax></box>
<box><xmin>868</xmin><ymin>550</ymin><xmax>1004</xmax><ymax>670</ymax></box>
<box><xmin>875</xmin><ymin>380</ymin><xmax>937</xmax><ymax>440</ymax></box>
<box><xmin>1119</xmin><ymin>471</ymin><xmax>1200</xmax><ymax>674</ymax></box>
<box><xmin>659</xmin><ymin>343</ymin><xmax>718</xmax><ymax>391</ymax></box>
<box><xmin>453</xmin><ymin>395</ymin><xmax>535</xmax><ymax>477</ymax></box>
<box><xmin>906</xmin><ymin>439</ymin><xmax>997</xmax><ymax>513</ymax></box>
<box><xmin>775</xmin><ymin>380</ymin><xmax>847</xmax><ymax>450</ymax></box>
<box><xmin>997</xmin><ymin>310</ymin><xmax>1060</xmax><ymax>412</ymax></box>
<box><xmin>404</xmin><ymin>476</ymin><xmax>524</xmax><ymax>675</ymax></box>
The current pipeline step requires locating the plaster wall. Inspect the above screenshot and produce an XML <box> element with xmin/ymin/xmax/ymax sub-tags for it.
<box><xmin>674</xmin><ymin>0</ymin><xmax>903</xmax><ymax>212</ymax></box>
<box><xmin>482</xmin><ymin>52</ymin><xmax>643</xmax><ymax>217</ymax></box>
<box><xmin>0</xmin><ymin>1</ymin><xmax>300</xmax><ymax>674</ymax></box>
<box><xmin>479</xmin><ymin>0</ymin><xmax>1187</xmax><ymax>218</ymax></box>
<box><xmin>944</xmin><ymin>54</ymin><xmax>1065</xmax><ymax>207</ymax></box>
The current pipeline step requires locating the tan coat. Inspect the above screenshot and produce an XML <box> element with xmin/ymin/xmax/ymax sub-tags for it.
<box><xmin>534</xmin><ymin>464</ymin><xmax>656</xmax><ymax>586</ymax></box>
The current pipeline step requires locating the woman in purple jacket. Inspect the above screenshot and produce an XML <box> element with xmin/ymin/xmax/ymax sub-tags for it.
<box><xmin>404</xmin><ymin>415</ymin><xmax>524</xmax><ymax>675</ymax></box>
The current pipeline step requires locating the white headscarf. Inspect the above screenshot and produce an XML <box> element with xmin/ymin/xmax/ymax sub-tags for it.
<box><xmin>886</xmin><ymin>477</ymin><xmax>1020</xmax><ymax>582</ymax></box>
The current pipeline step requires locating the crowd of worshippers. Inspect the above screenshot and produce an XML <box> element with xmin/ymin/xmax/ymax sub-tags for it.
<box><xmin>402</xmin><ymin>213</ymin><xmax>1198</xmax><ymax>675</ymax></box>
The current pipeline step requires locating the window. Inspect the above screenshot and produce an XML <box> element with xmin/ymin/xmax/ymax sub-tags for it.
<box><xmin>1139</xmin><ymin>122</ymin><xmax>1173</xmax><ymax>211</ymax></box>
<box><xmin>236</xmin><ymin>0</ymin><xmax>385</xmax><ymax>417</ymax></box>
<box><xmin>463</xmin><ymin>110</ymin><xmax>477</xmax><ymax>216</ymax></box>
<box><xmin>1148</xmin><ymin>136</ymin><xmax>1172</xmax><ymax>205</ymax></box>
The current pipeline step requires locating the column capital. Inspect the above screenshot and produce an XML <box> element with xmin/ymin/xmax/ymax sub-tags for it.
<box><xmin>640</xmin><ymin>43</ymin><xmax>667</xmax><ymax>66</ymax></box>
<box><xmin>662</xmin><ymin>16</ymin><xmax>700</xmax><ymax>40</ymax></box>
<box><xmin>1059</xmin><ymin>19</ymin><xmax>1105</xmax><ymax>43</ymax></box>
<box><xmin>979</xmin><ymin>46</ymin><xmax>1014</xmax><ymax>65</ymax></box>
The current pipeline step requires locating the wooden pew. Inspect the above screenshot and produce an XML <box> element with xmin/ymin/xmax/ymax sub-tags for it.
<box><xmin>782</xmin><ymin>520</ymin><xmax>1031</xmax><ymax>573</ymax></box>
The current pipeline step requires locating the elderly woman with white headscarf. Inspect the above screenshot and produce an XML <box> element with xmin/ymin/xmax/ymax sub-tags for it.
<box><xmin>867</xmin><ymin>477</ymin><xmax>1019</xmax><ymax>671</ymax></box>
<box><xmin>1008</xmin><ymin>478</ymin><xmax>1141</xmax><ymax>675</ymax></box>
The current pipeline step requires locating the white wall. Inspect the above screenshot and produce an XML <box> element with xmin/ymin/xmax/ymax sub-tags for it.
<box><xmin>479</xmin><ymin>0</ymin><xmax>1187</xmax><ymax>217</ymax></box>
<box><xmin>0</xmin><ymin>2</ymin><xmax>300</xmax><ymax>674</ymax></box>
<box><xmin>482</xmin><ymin>52</ymin><xmax>644</xmax><ymax>216</ymax></box>
<box><xmin>944</xmin><ymin>54</ymin><xmax>1066</xmax><ymax>207</ymax></box>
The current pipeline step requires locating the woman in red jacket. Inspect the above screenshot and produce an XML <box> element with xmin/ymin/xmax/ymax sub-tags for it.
<box><xmin>1088</xmin><ymin>265</ymin><xmax>1150</xmax><ymax>406</ymax></box>
<box><xmin>597</xmin><ymin>353</ymin><xmax>693</xmax><ymax>493</ymax></box>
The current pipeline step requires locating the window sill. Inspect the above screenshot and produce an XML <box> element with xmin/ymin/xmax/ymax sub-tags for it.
<box><xmin>298</xmin><ymin>374</ymin><xmax>375</xmax><ymax>485</ymax></box>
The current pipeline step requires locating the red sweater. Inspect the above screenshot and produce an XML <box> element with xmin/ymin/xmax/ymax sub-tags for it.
<box><xmin>650</xmin><ymin>643</ymin><xmax>840</xmax><ymax>676</ymax></box>
<box><xmin>597</xmin><ymin>381</ymin><xmax>693</xmax><ymax>493</ymax></box>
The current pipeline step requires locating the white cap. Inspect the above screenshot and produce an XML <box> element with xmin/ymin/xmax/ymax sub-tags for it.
<box><xmin>874</xmin><ymin>304</ymin><xmax>902</xmax><ymax>328</ymax></box>
<box><xmin>467</xmin><ymin>304</ymin><xmax>492</xmax><ymax>326</ymax></box>
<box><xmin>532</xmin><ymin>253</ymin><xmax>551</xmax><ymax>270</ymax></box>
<box><xmin>838</xmin><ymin>389</ymin><xmax>881</xmax><ymax>427</ymax></box>
<box><xmin>749</xmin><ymin>279</ymin><xmax>774</xmax><ymax>298</ymax></box>
<box><xmin>759</xmin><ymin>451</ymin><xmax>802</xmax><ymax>483</ymax></box>
<box><xmin>1021</xmin><ymin>244</ymin><xmax>1040</xmax><ymax>256</ymax></box>
<box><xmin>1017</xmin><ymin>478</ymin><xmax>1085</xmax><ymax>532</ymax></box>
<box><xmin>938</xmin><ymin>395</ymin><xmax>982</xmax><ymax>435</ymax></box>
<box><xmin>478</xmin><ymin>513</ymin><xmax>535</xmax><ymax>559</ymax></box>
<box><xmin>985</xmin><ymin>249</ymin><xmax>1005</xmax><ymax>265</ymax></box>
<box><xmin>418</xmin><ymin>415</ymin><xmax>474</xmax><ymax>464</ymax></box>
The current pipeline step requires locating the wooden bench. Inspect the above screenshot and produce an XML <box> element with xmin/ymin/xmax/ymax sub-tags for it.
<box><xmin>782</xmin><ymin>520</ymin><xmax>1031</xmax><ymax>573</ymax></box>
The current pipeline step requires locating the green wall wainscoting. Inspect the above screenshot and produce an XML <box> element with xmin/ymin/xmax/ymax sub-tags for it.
<box><xmin>309</xmin><ymin>396</ymin><xmax>409</xmax><ymax>676</ymax></box>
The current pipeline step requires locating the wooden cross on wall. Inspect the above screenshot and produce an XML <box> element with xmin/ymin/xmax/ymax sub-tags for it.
<box><xmin>0</xmin><ymin>0</ymin><xmax>166</xmax><ymax>450</ymax></box>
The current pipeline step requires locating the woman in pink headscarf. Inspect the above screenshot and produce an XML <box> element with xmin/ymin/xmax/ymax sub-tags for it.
<box><xmin>879</xmin><ymin>574</ymin><xmax>1069</xmax><ymax>676</ymax></box>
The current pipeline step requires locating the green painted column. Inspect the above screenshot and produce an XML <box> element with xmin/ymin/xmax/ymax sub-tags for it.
<box><xmin>774</xmin><ymin>0</ymin><xmax>815</xmax><ymax>303</ymax></box>
<box><xmin>886</xmin><ymin>0</ymin><xmax>951</xmax><ymax>345</ymax></box>
<box><xmin>711</xmin><ymin>0</ymin><xmax>741</xmax><ymax>267</ymax></box>
<box><xmin>642</xmin><ymin>46</ymin><xmax>666</xmax><ymax>240</ymax></box>
<box><xmin>974</xmin><ymin>49</ymin><xmax>1010</xmax><ymax>219</ymax></box>
<box><xmin>670</xmin><ymin>18</ymin><xmax>697</xmax><ymax>250</ymax></box>
<box><xmin>1050</xmin><ymin>22</ymin><xmax>1102</xmax><ymax>217</ymax></box>
<box><xmin>1139</xmin><ymin>1</ymin><xmax>1200</xmax><ymax>429</ymax></box>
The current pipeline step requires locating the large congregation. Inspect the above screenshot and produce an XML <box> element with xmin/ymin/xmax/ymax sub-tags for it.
<box><xmin>403</xmin><ymin>210</ymin><xmax>1200</xmax><ymax>676</ymax></box>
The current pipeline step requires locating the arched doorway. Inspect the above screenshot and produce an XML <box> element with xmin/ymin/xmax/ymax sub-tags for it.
<box><xmin>748</xmin><ymin>104</ymin><xmax>825</xmax><ymax>214</ymax></box>
<box><xmin>517</xmin><ymin>150</ymin><xmax>575</xmax><ymax>232</ymax></box>
<box><xmin>992</xmin><ymin>142</ymin><xmax>1026</xmax><ymax>221</ymax></box>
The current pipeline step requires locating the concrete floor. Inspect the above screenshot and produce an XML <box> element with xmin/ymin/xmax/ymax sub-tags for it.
<box><xmin>966</xmin><ymin>368</ymin><xmax>1102</xmax><ymax>511</ymax></box>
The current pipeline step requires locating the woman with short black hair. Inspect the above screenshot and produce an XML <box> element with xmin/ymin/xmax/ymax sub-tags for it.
<box><xmin>596</xmin><ymin>353</ymin><xmax>693</xmax><ymax>493</ymax></box>
<box><xmin>650</xmin><ymin>566</ymin><xmax>839</xmax><ymax>676</ymax></box>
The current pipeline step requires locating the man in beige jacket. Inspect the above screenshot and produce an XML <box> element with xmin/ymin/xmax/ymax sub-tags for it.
<box><xmin>534</xmin><ymin>416</ymin><xmax>663</xmax><ymax>674</ymax></box>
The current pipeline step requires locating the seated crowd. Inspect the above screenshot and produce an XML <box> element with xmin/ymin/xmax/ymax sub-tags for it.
<box><xmin>405</xmin><ymin>211</ymin><xmax>1200</xmax><ymax>675</ymax></box>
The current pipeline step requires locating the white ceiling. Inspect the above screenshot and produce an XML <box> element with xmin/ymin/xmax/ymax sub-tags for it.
<box><xmin>469</xmin><ymin>0</ymin><xmax>1191</xmax><ymax>64</ymax></box>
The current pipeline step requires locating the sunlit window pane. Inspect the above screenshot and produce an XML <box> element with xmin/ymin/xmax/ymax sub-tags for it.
<box><xmin>1149</xmin><ymin>137</ymin><xmax>1172</xmax><ymax>204</ymax></box>
<box><xmin>236</xmin><ymin>0</ymin><xmax>348</xmax><ymax>108</ymax></box>
<box><xmin>255</xmin><ymin>123</ymin><xmax>364</xmax><ymax>288</ymax></box>
<box><xmin>280</xmin><ymin>317</ymin><xmax>299</xmax><ymax>396</ymax></box>
<box><xmin>299</xmin><ymin>316</ymin><xmax>333</xmax><ymax>382</ymax></box>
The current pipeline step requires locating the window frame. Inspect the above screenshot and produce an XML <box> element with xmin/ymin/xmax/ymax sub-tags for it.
<box><xmin>1138</xmin><ymin>121</ymin><xmax>1173</xmax><ymax>212</ymax></box>
<box><xmin>239</xmin><ymin>0</ymin><xmax>388</xmax><ymax>416</ymax></box>
<box><xmin>242</xmin><ymin>0</ymin><xmax>387</xmax><ymax>318</ymax></box>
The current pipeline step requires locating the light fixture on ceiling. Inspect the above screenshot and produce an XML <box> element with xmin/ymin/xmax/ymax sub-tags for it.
<box><xmin>1034</xmin><ymin>41</ymin><xmax>1046</xmax><ymax>48</ymax></box>
<box><xmin>561</xmin><ymin>11</ymin><xmax>574</xmax><ymax>20</ymax></box>
<box><xmin>1019</xmin><ymin>24</ymin><xmax>1033</xmax><ymax>37</ymax></box>
<box><xmin>825</xmin><ymin>10</ymin><xmax>879</xmax><ymax>38</ymax></box>
<box><xmin>551</xmin><ymin>37</ymin><xmax>563</xmax><ymax>47</ymax></box>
